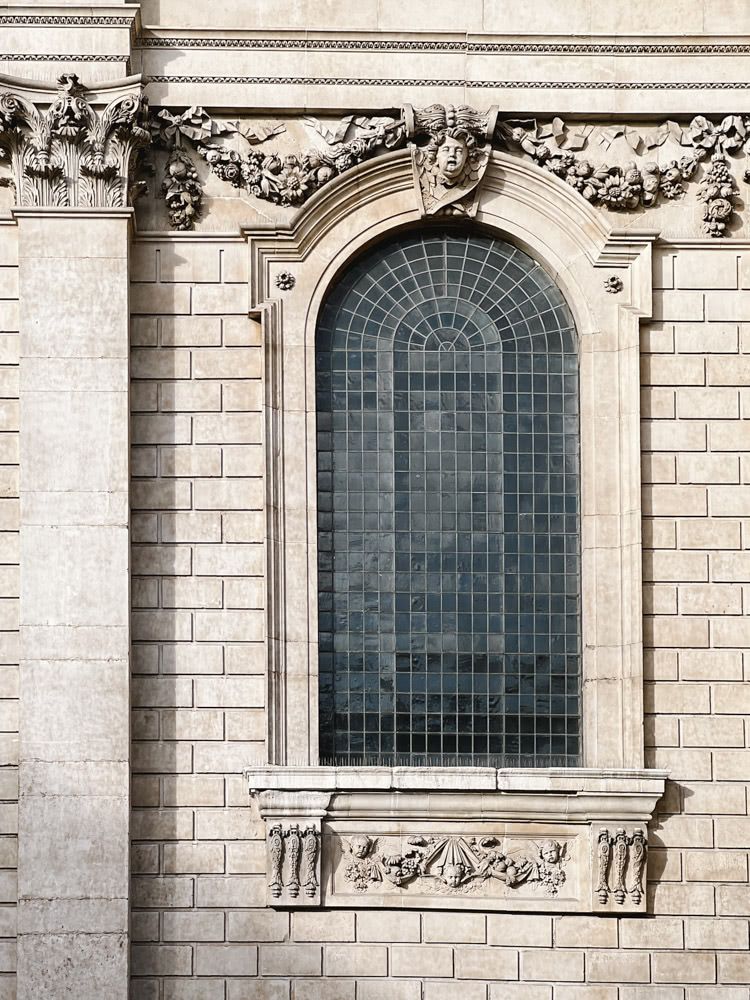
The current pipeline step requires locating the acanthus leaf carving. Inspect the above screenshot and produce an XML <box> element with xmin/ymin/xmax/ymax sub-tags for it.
<box><xmin>0</xmin><ymin>73</ymin><xmax>149</xmax><ymax>209</ymax></box>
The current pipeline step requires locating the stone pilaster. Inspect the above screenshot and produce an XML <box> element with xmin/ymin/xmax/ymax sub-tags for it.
<box><xmin>14</xmin><ymin>204</ymin><xmax>132</xmax><ymax>995</ymax></box>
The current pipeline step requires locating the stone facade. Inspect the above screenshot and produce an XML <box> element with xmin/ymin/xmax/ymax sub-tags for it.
<box><xmin>1</xmin><ymin>1</ymin><xmax>750</xmax><ymax>997</ymax></box>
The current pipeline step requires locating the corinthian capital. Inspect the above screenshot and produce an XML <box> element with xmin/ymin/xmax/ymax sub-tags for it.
<box><xmin>0</xmin><ymin>72</ymin><xmax>149</xmax><ymax>209</ymax></box>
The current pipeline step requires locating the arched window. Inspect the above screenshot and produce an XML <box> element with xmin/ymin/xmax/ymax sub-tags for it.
<box><xmin>315</xmin><ymin>229</ymin><xmax>580</xmax><ymax>768</ymax></box>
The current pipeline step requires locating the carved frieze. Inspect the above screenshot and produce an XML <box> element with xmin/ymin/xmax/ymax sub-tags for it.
<box><xmin>338</xmin><ymin>832</ymin><xmax>569</xmax><ymax>898</ymax></box>
<box><xmin>150</xmin><ymin>101</ymin><xmax>750</xmax><ymax>237</ymax></box>
<box><xmin>250</xmin><ymin>775</ymin><xmax>665</xmax><ymax>914</ymax></box>
<box><xmin>0</xmin><ymin>73</ymin><xmax>149</xmax><ymax>208</ymax></box>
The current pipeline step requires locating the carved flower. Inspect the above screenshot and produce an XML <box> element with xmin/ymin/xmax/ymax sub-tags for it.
<box><xmin>705</xmin><ymin>196</ymin><xmax>733</xmax><ymax>221</ymax></box>
<box><xmin>275</xmin><ymin>271</ymin><xmax>296</xmax><ymax>291</ymax></box>
<box><xmin>279</xmin><ymin>165</ymin><xmax>309</xmax><ymax>204</ymax></box>
<box><xmin>598</xmin><ymin>170</ymin><xmax>640</xmax><ymax>210</ymax></box>
<box><xmin>604</xmin><ymin>275</ymin><xmax>623</xmax><ymax>294</ymax></box>
<box><xmin>222</xmin><ymin>161</ymin><xmax>241</xmax><ymax>183</ymax></box>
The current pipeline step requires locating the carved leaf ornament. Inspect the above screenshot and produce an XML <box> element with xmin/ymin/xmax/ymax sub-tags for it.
<box><xmin>0</xmin><ymin>74</ymin><xmax>149</xmax><ymax>208</ymax></box>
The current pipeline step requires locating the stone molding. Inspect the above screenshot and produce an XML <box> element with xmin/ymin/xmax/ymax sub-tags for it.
<box><xmin>0</xmin><ymin>72</ymin><xmax>148</xmax><ymax>209</ymax></box>
<box><xmin>138</xmin><ymin>36</ymin><xmax>750</xmax><ymax>55</ymax></box>
<box><xmin>247</xmin><ymin>768</ymin><xmax>666</xmax><ymax>913</ymax></box>
<box><xmin>242</xmin><ymin>148</ymin><xmax>654</xmax><ymax>774</ymax></box>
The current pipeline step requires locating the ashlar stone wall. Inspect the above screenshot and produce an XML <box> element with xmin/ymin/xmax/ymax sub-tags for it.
<box><xmin>128</xmin><ymin>235</ymin><xmax>750</xmax><ymax>998</ymax></box>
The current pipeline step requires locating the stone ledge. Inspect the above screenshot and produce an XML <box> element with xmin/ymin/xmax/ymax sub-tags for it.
<box><xmin>245</xmin><ymin>766</ymin><xmax>668</xmax><ymax>914</ymax></box>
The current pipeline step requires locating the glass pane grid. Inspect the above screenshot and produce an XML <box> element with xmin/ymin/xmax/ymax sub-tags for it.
<box><xmin>317</xmin><ymin>231</ymin><xmax>581</xmax><ymax>768</ymax></box>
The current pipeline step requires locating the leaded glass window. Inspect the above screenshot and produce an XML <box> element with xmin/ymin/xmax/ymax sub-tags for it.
<box><xmin>316</xmin><ymin>229</ymin><xmax>580</xmax><ymax>767</ymax></box>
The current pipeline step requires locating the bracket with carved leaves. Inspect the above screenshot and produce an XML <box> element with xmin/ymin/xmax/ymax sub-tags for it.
<box><xmin>0</xmin><ymin>73</ymin><xmax>149</xmax><ymax>208</ymax></box>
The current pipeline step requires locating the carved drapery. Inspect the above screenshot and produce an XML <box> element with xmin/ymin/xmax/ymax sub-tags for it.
<box><xmin>0</xmin><ymin>73</ymin><xmax>149</xmax><ymax>208</ymax></box>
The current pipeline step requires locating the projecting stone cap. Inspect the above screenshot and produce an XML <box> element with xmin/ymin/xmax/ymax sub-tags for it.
<box><xmin>246</xmin><ymin>766</ymin><xmax>667</xmax><ymax>914</ymax></box>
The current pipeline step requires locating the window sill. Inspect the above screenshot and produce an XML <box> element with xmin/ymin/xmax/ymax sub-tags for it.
<box><xmin>246</xmin><ymin>765</ymin><xmax>667</xmax><ymax>914</ymax></box>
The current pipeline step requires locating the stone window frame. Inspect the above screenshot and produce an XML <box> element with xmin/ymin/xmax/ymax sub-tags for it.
<box><xmin>242</xmin><ymin>150</ymin><xmax>666</xmax><ymax>914</ymax></box>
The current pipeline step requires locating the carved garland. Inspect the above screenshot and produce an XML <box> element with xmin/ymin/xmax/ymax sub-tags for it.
<box><xmin>0</xmin><ymin>74</ymin><xmax>149</xmax><ymax>208</ymax></box>
<box><xmin>148</xmin><ymin>104</ymin><xmax>750</xmax><ymax>236</ymax></box>
<box><xmin>341</xmin><ymin>832</ymin><xmax>568</xmax><ymax>897</ymax></box>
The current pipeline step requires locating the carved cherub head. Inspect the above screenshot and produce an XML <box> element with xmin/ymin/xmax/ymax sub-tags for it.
<box><xmin>440</xmin><ymin>861</ymin><xmax>468</xmax><ymax>888</ymax></box>
<box><xmin>428</xmin><ymin>128</ymin><xmax>477</xmax><ymax>185</ymax></box>
<box><xmin>348</xmin><ymin>834</ymin><xmax>373</xmax><ymax>859</ymax></box>
<box><xmin>539</xmin><ymin>839</ymin><xmax>561</xmax><ymax>865</ymax></box>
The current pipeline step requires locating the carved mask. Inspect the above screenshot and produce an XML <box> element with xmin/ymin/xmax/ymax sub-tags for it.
<box><xmin>435</xmin><ymin>135</ymin><xmax>469</xmax><ymax>182</ymax></box>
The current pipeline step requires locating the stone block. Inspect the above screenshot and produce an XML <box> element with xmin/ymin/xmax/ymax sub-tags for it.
<box><xmin>195</xmin><ymin>875</ymin><xmax>265</xmax><ymax>909</ymax></box>
<box><xmin>324</xmin><ymin>944</ymin><xmax>388</xmax><ymax>976</ymax></box>
<box><xmin>520</xmin><ymin>947</ymin><xmax>585</xmax><ymax>983</ymax></box>
<box><xmin>424</xmin><ymin>912</ymin><xmax>485</xmax><ymax>944</ymax></box>
<box><xmin>653</xmin><ymin>951</ymin><xmax>716</xmax><ymax>983</ymax></box>
<box><xmin>391</xmin><ymin>945</ymin><xmax>453</xmax><ymax>978</ymax></box>
<box><xmin>554</xmin><ymin>915</ymin><xmax>618</xmax><ymax>948</ymax></box>
<box><xmin>456</xmin><ymin>946</ymin><xmax>517</xmax><ymax>980</ymax></box>
<box><xmin>586</xmin><ymin>951</ymin><xmax>650</xmax><ymax>983</ymax></box>
<box><xmin>259</xmin><ymin>944</ymin><xmax>322</xmax><ymax>977</ymax></box>
<box><xmin>685</xmin><ymin>918</ymin><xmax>749</xmax><ymax>951</ymax></box>
<box><xmin>162</xmin><ymin>910</ymin><xmax>225</xmax><ymax>941</ymax></box>
<box><xmin>619</xmin><ymin>917</ymin><xmax>683</xmax><ymax>950</ymax></box>
<box><xmin>131</xmin><ymin>944</ymin><xmax>192</xmax><ymax>976</ymax></box>
<box><xmin>195</xmin><ymin>943</ymin><xmax>258</xmax><ymax>975</ymax></box>
<box><xmin>162</xmin><ymin>842</ymin><xmax>225</xmax><ymax>874</ymax></box>
<box><xmin>293</xmin><ymin>911</ymin><xmax>355</xmax><ymax>942</ymax></box>
<box><xmin>356</xmin><ymin>910</ymin><xmax>420</xmax><ymax>943</ymax></box>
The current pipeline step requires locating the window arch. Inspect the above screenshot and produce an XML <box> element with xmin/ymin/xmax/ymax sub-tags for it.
<box><xmin>315</xmin><ymin>229</ymin><xmax>580</xmax><ymax>767</ymax></box>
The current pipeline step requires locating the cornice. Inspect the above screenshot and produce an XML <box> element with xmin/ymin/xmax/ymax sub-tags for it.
<box><xmin>0</xmin><ymin>4</ymin><xmax>139</xmax><ymax>26</ymax></box>
<box><xmin>0</xmin><ymin>55</ymin><xmax>126</xmax><ymax>63</ymax></box>
<box><xmin>146</xmin><ymin>75</ymin><xmax>750</xmax><ymax>91</ymax></box>
<box><xmin>138</xmin><ymin>34</ymin><xmax>750</xmax><ymax>56</ymax></box>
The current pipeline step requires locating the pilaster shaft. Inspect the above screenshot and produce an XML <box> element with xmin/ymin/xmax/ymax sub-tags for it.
<box><xmin>16</xmin><ymin>208</ymin><xmax>131</xmax><ymax>998</ymax></box>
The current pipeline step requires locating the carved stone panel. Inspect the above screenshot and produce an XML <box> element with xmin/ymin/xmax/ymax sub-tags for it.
<box><xmin>324</xmin><ymin>825</ymin><xmax>582</xmax><ymax>911</ymax></box>
<box><xmin>250</xmin><ymin>772</ymin><xmax>665</xmax><ymax>915</ymax></box>
<box><xmin>265</xmin><ymin>822</ymin><xmax>322</xmax><ymax>907</ymax></box>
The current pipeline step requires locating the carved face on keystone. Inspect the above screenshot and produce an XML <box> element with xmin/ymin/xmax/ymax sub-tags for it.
<box><xmin>436</xmin><ymin>135</ymin><xmax>470</xmax><ymax>182</ymax></box>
